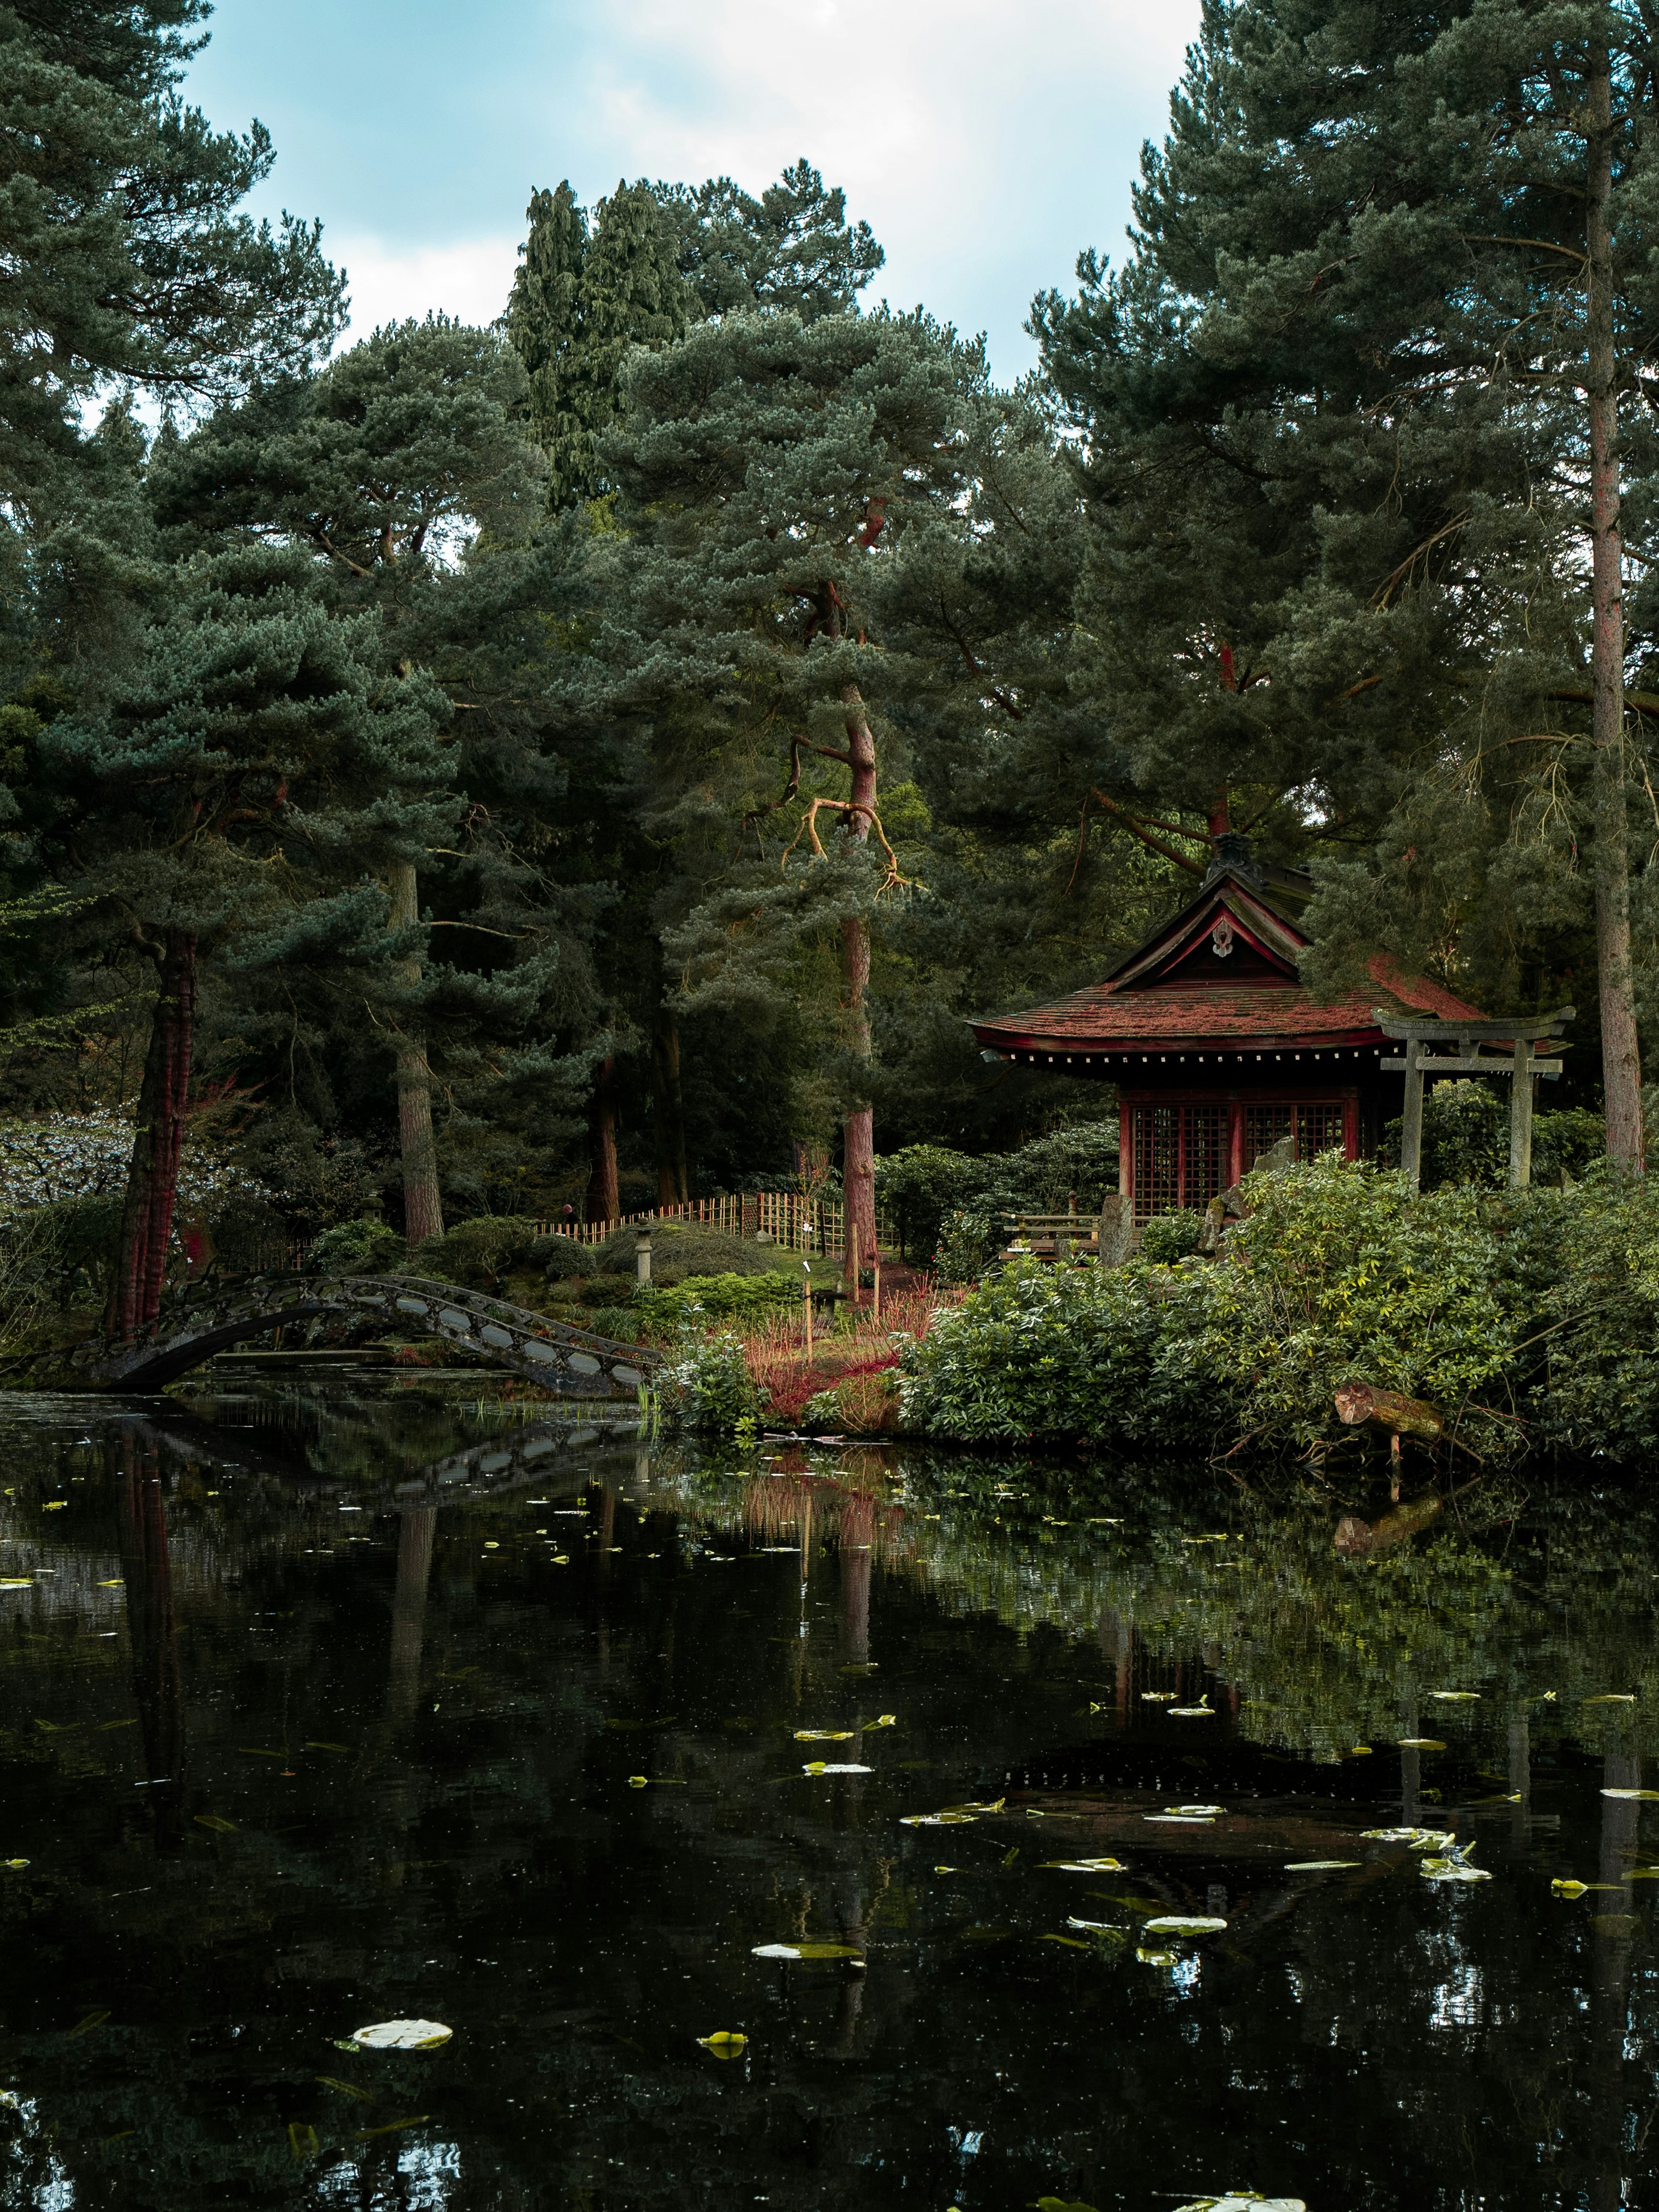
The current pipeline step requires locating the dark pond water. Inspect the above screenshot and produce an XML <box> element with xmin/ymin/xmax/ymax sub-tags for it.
<box><xmin>1</xmin><ymin>1375</ymin><xmax>1658</xmax><ymax>2210</ymax></box>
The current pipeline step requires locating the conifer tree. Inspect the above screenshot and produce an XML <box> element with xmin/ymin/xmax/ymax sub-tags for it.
<box><xmin>151</xmin><ymin>317</ymin><xmax>581</xmax><ymax>1244</ymax></box>
<box><xmin>1035</xmin><ymin>0</ymin><xmax>1659</xmax><ymax>1162</ymax></box>
<box><xmin>0</xmin><ymin>0</ymin><xmax>343</xmax><ymax>515</ymax></box>
<box><xmin>47</xmin><ymin>546</ymin><xmax>453</xmax><ymax>1333</ymax></box>
<box><xmin>657</xmin><ymin>159</ymin><xmax>885</xmax><ymax>321</ymax></box>
<box><xmin>503</xmin><ymin>182</ymin><xmax>685</xmax><ymax>511</ymax></box>
<box><xmin>584</xmin><ymin>311</ymin><xmax>978</xmax><ymax>1279</ymax></box>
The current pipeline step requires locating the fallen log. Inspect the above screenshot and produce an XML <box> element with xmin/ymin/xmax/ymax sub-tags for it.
<box><xmin>1334</xmin><ymin>1381</ymin><xmax>1445</xmax><ymax>1443</ymax></box>
<box><xmin>1334</xmin><ymin>1493</ymin><xmax>1444</xmax><ymax>1557</ymax></box>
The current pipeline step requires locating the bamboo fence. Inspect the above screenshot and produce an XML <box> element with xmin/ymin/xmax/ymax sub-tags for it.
<box><xmin>535</xmin><ymin>1191</ymin><xmax>893</xmax><ymax>1255</ymax></box>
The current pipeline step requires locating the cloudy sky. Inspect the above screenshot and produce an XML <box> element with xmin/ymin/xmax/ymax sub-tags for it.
<box><xmin>183</xmin><ymin>0</ymin><xmax>1203</xmax><ymax>383</ymax></box>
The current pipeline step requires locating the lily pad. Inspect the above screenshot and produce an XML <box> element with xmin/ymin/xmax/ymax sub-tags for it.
<box><xmin>794</xmin><ymin>1730</ymin><xmax>855</xmax><ymax>1742</ymax></box>
<box><xmin>1169</xmin><ymin>1804</ymin><xmax>1224</xmax><ymax>1817</ymax></box>
<box><xmin>1144</xmin><ymin>1915</ymin><xmax>1228</xmax><ymax>1934</ymax></box>
<box><xmin>1285</xmin><ymin>1860</ymin><xmax>1360</xmax><ymax>1871</ymax></box>
<box><xmin>1601</xmin><ymin>1788</ymin><xmax>1659</xmax><ymax>1800</ymax></box>
<box><xmin>1170</xmin><ymin>1704</ymin><xmax>1215</xmax><ymax>1718</ymax></box>
<box><xmin>1583</xmin><ymin>1694</ymin><xmax>1637</xmax><ymax>1704</ymax></box>
<box><xmin>1039</xmin><ymin>1858</ymin><xmax>1125</xmax><ymax>1873</ymax></box>
<box><xmin>1362</xmin><ymin>1827</ymin><xmax>1455</xmax><ymax>1849</ymax></box>
<box><xmin>1428</xmin><ymin>1691</ymin><xmax>1481</xmax><ymax>1701</ymax></box>
<box><xmin>900</xmin><ymin>1811</ymin><xmax>977</xmax><ymax>1826</ymax></box>
<box><xmin>802</xmin><ymin>1762</ymin><xmax>872</xmax><ymax>1775</ymax></box>
<box><xmin>1420</xmin><ymin>1858</ymin><xmax>1491</xmax><ymax>1882</ymax></box>
<box><xmin>351</xmin><ymin>2020</ymin><xmax>452</xmax><ymax>2050</ymax></box>
<box><xmin>697</xmin><ymin>2032</ymin><xmax>748</xmax><ymax>2056</ymax></box>
<box><xmin>750</xmin><ymin>1942</ymin><xmax>863</xmax><ymax>1962</ymax></box>
<box><xmin>1396</xmin><ymin>1738</ymin><xmax>1448</xmax><ymax>1750</ymax></box>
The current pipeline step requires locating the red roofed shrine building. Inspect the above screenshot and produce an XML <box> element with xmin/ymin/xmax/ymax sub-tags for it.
<box><xmin>968</xmin><ymin>841</ymin><xmax>1482</xmax><ymax>1225</ymax></box>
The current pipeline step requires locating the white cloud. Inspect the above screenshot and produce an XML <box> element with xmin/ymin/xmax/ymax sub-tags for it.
<box><xmin>334</xmin><ymin>232</ymin><xmax>522</xmax><ymax>344</ymax></box>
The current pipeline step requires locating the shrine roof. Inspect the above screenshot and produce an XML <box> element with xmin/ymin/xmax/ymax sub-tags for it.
<box><xmin>969</xmin><ymin>858</ymin><xmax>1483</xmax><ymax>1057</ymax></box>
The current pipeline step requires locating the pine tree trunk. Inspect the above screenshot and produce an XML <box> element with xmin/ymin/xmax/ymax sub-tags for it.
<box><xmin>586</xmin><ymin>1052</ymin><xmax>620</xmax><ymax>1225</ymax></box>
<box><xmin>389</xmin><ymin>860</ymin><xmax>446</xmax><ymax>1247</ymax></box>
<box><xmin>1587</xmin><ymin>44</ymin><xmax>1645</xmax><ymax>1166</ymax></box>
<box><xmin>106</xmin><ymin>930</ymin><xmax>196</xmax><ymax>1341</ymax></box>
<box><xmin>840</xmin><ymin>683</ymin><xmax>878</xmax><ymax>1289</ymax></box>
<box><xmin>651</xmin><ymin>1004</ymin><xmax>688</xmax><ymax>1205</ymax></box>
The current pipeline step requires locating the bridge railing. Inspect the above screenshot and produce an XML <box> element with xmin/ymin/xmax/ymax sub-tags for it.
<box><xmin>534</xmin><ymin>1190</ymin><xmax>896</xmax><ymax>1254</ymax></box>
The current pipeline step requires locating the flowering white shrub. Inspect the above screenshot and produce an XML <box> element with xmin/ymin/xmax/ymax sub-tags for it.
<box><xmin>0</xmin><ymin>1111</ymin><xmax>269</xmax><ymax>1228</ymax></box>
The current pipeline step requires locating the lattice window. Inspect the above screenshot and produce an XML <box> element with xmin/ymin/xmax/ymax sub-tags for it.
<box><xmin>1131</xmin><ymin>1103</ymin><xmax>1231</xmax><ymax>1222</ymax></box>
<box><xmin>1245</xmin><ymin>1103</ymin><xmax>1293</xmax><ymax>1170</ymax></box>
<box><xmin>1300</xmin><ymin>1102</ymin><xmax>1347</xmax><ymax>1160</ymax></box>
<box><xmin>1133</xmin><ymin>1105</ymin><xmax>1179</xmax><ymax>1222</ymax></box>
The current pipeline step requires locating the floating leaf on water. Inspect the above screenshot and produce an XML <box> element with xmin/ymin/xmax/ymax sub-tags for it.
<box><xmin>1002</xmin><ymin>1846</ymin><xmax>1020</xmax><ymax>1867</ymax></box>
<box><xmin>802</xmin><ymin>1762</ymin><xmax>872</xmax><ymax>1775</ymax></box>
<box><xmin>950</xmin><ymin>1799</ymin><xmax>1006</xmax><ymax>1814</ymax></box>
<box><xmin>1036</xmin><ymin>2198</ymin><xmax>1103</xmax><ymax>2212</ymax></box>
<box><xmin>239</xmin><ymin>1748</ymin><xmax>286</xmax><ymax>1759</ymax></box>
<box><xmin>1362</xmin><ymin>1827</ymin><xmax>1455</xmax><ymax>1848</ymax></box>
<box><xmin>97</xmin><ymin>1578</ymin><xmax>124</xmax><ymax>1588</ymax></box>
<box><xmin>41</xmin><ymin>1502</ymin><xmax>66</xmax><ymax>1512</ymax></box>
<box><xmin>1174</xmin><ymin>2198</ymin><xmax>1308</xmax><ymax>2212</ymax></box>
<box><xmin>351</xmin><ymin>2020</ymin><xmax>452</xmax><ymax>2050</ymax></box>
<box><xmin>901</xmin><ymin>1811</ymin><xmax>976</xmax><ymax>1827</ymax></box>
<box><xmin>794</xmin><ymin>1730</ymin><xmax>856</xmax><ymax>1742</ymax></box>
<box><xmin>316</xmin><ymin>2075</ymin><xmax>374</xmax><ymax>2100</ymax></box>
<box><xmin>1170</xmin><ymin>1804</ymin><xmax>1224</xmax><ymax>1817</ymax></box>
<box><xmin>355</xmin><ymin>2115</ymin><xmax>431</xmax><ymax>2138</ymax></box>
<box><xmin>1144</xmin><ymin>1915</ymin><xmax>1228</xmax><ymax>1935</ymax></box>
<box><xmin>1397</xmin><ymin>1738</ymin><xmax>1447</xmax><ymax>1750</ymax></box>
<box><xmin>97</xmin><ymin>1719</ymin><xmax>138</xmax><ymax>1732</ymax></box>
<box><xmin>1348</xmin><ymin>1745</ymin><xmax>1374</xmax><ymax>1756</ymax></box>
<box><xmin>1428</xmin><ymin>1691</ymin><xmax>1481</xmax><ymax>1701</ymax></box>
<box><xmin>288</xmin><ymin>2121</ymin><xmax>318</xmax><ymax>2162</ymax></box>
<box><xmin>1066</xmin><ymin>1917</ymin><xmax>1126</xmax><ymax>1932</ymax></box>
<box><xmin>64</xmin><ymin>2010</ymin><xmax>109</xmax><ymax>2040</ymax></box>
<box><xmin>627</xmin><ymin>1777</ymin><xmax>648</xmax><ymax>1788</ymax></box>
<box><xmin>1421</xmin><ymin>1858</ymin><xmax>1491</xmax><ymax>1882</ymax></box>
<box><xmin>1145</xmin><ymin>1814</ymin><xmax>1214</xmax><ymax>1825</ymax></box>
<box><xmin>750</xmin><ymin>1942</ymin><xmax>862</xmax><ymax>1961</ymax></box>
<box><xmin>869</xmin><ymin>1715</ymin><xmax>897</xmax><ymax>1728</ymax></box>
<box><xmin>1601</xmin><ymin>1788</ymin><xmax>1659</xmax><ymax>1800</ymax></box>
<box><xmin>193</xmin><ymin>1814</ymin><xmax>237</xmax><ymax>1834</ymax></box>
<box><xmin>697</xmin><ymin>2032</ymin><xmax>748</xmax><ymax>2056</ymax></box>
<box><xmin>1286</xmin><ymin>1861</ymin><xmax>1360</xmax><ymax>1871</ymax></box>
<box><xmin>0</xmin><ymin>1580</ymin><xmax>32</xmax><ymax>1590</ymax></box>
<box><xmin>34</xmin><ymin>1721</ymin><xmax>79</xmax><ymax>1733</ymax></box>
<box><xmin>1040</xmin><ymin>1933</ymin><xmax>1091</xmax><ymax>1949</ymax></box>
<box><xmin>4</xmin><ymin>1859</ymin><xmax>28</xmax><ymax>1870</ymax></box>
<box><xmin>933</xmin><ymin>1865</ymin><xmax>958</xmax><ymax>1873</ymax></box>
<box><xmin>1039</xmin><ymin>1858</ymin><xmax>1125</xmax><ymax>1873</ymax></box>
<box><xmin>1140</xmin><ymin>1692</ymin><xmax>1177</xmax><ymax>1703</ymax></box>
<box><xmin>1170</xmin><ymin>1705</ymin><xmax>1215</xmax><ymax>1719</ymax></box>
<box><xmin>1583</xmin><ymin>1694</ymin><xmax>1637</xmax><ymax>1704</ymax></box>
<box><xmin>305</xmin><ymin>1741</ymin><xmax>350</xmax><ymax>1753</ymax></box>
<box><xmin>1136</xmin><ymin>1947</ymin><xmax>1178</xmax><ymax>1965</ymax></box>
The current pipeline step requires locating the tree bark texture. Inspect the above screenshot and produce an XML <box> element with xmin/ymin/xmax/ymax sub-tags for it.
<box><xmin>107</xmin><ymin>930</ymin><xmax>196</xmax><ymax>1341</ymax></box>
<box><xmin>586</xmin><ymin>1051</ymin><xmax>620</xmax><ymax>1225</ymax></box>
<box><xmin>840</xmin><ymin>682</ymin><xmax>878</xmax><ymax>1289</ymax></box>
<box><xmin>652</xmin><ymin>1004</ymin><xmax>688</xmax><ymax>1205</ymax></box>
<box><xmin>1587</xmin><ymin>45</ymin><xmax>1646</xmax><ymax>1166</ymax></box>
<box><xmin>389</xmin><ymin>860</ymin><xmax>445</xmax><ymax>1247</ymax></box>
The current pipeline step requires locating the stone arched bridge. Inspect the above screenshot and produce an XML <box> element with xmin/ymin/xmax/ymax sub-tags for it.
<box><xmin>76</xmin><ymin>1274</ymin><xmax>662</xmax><ymax>1396</ymax></box>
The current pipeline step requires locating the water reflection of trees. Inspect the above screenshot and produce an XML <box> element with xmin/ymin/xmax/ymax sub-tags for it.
<box><xmin>7</xmin><ymin>1416</ymin><xmax>1659</xmax><ymax>2205</ymax></box>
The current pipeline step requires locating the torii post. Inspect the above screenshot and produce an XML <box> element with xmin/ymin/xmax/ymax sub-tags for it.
<box><xmin>1375</xmin><ymin>1007</ymin><xmax>1575</xmax><ymax>1191</ymax></box>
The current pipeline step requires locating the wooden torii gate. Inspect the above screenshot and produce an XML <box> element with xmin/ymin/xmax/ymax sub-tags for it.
<box><xmin>1375</xmin><ymin>1005</ymin><xmax>1574</xmax><ymax>1190</ymax></box>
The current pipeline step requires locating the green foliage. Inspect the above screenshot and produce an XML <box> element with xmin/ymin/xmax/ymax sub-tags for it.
<box><xmin>903</xmin><ymin>1155</ymin><xmax>1659</xmax><ymax>1466</ymax></box>
<box><xmin>305</xmin><ymin>1217</ymin><xmax>401</xmax><ymax>1277</ymax></box>
<box><xmin>656</xmin><ymin>159</ymin><xmax>884</xmax><ymax>321</ymax></box>
<box><xmin>878</xmin><ymin>1123</ymin><xmax>1120</xmax><ymax>1270</ymax></box>
<box><xmin>633</xmin><ymin>1271</ymin><xmax>799</xmax><ymax>1331</ymax></box>
<box><xmin>658</xmin><ymin>1329</ymin><xmax>763</xmax><ymax>1431</ymax></box>
<box><xmin>1137</xmin><ymin>1210</ymin><xmax>1203</xmax><ymax>1264</ymax></box>
<box><xmin>592</xmin><ymin>1221</ymin><xmax>793</xmax><ymax>1279</ymax></box>
<box><xmin>410</xmin><ymin>1214</ymin><xmax>544</xmax><ymax>1287</ymax></box>
<box><xmin>1378</xmin><ymin>1082</ymin><xmax>1606</xmax><ymax>1190</ymax></box>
